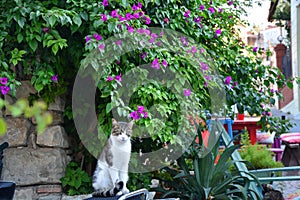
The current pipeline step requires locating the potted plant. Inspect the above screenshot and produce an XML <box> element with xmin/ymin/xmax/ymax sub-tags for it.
<box><xmin>237</xmin><ymin>103</ymin><xmax>245</xmax><ymax>120</ymax></box>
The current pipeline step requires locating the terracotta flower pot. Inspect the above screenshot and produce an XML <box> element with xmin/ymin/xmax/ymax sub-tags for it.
<box><xmin>237</xmin><ymin>113</ymin><xmax>244</xmax><ymax>120</ymax></box>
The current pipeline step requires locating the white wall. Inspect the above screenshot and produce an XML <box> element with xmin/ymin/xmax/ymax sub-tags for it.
<box><xmin>281</xmin><ymin>0</ymin><xmax>300</xmax><ymax>115</ymax></box>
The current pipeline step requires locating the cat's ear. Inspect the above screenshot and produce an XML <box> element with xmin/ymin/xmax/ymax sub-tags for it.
<box><xmin>112</xmin><ymin>118</ymin><xmax>118</xmax><ymax>125</ymax></box>
<box><xmin>128</xmin><ymin>120</ymin><xmax>134</xmax><ymax>129</ymax></box>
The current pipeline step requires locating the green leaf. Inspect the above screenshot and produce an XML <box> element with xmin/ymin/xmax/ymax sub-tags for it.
<box><xmin>17</xmin><ymin>33</ymin><xmax>23</xmax><ymax>43</ymax></box>
<box><xmin>49</xmin><ymin>16</ymin><xmax>57</xmax><ymax>27</ymax></box>
<box><xmin>106</xmin><ymin>103</ymin><xmax>112</xmax><ymax>113</ymax></box>
<box><xmin>0</xmin><ymin>118</ymin><xmax>7</xmax><ymax>136</ymax></box>
<box><xmin>73</xmin><ymin>15</ymin><xmax>82</xmax><ymax>27</ymax></box>
<box><xmin>29</xmin><ymin>40</ymin><xmax>38</xmax><ymax>52</ymax></box>
<box><xmin>52</xmin><ymin>44</ymin><xmax>59</xmax><ymax>55</ymax></box>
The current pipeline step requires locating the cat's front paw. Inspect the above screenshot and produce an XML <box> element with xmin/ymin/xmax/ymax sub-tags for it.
<box><xmin>121</xmin><ymin>187</ymin><xmax>130</xmax><ymax>194</ymax></box>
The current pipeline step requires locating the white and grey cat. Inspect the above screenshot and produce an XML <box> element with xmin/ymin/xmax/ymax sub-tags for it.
<box><xmin>92</xmin><ymin>118</ymin><xmax>133</xmax><ymax>197</ymax></box>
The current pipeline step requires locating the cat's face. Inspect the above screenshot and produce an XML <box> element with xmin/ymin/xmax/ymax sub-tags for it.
<box><xmin>111</xmin><ymin>119</ymin><xmax>133</xmax><ymax>143</ymax></box>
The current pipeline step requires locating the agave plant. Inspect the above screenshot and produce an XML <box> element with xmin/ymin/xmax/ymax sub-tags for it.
<box><xmin>155</xmin><ymin>120</ymin><xmax>263</xmax><ymax>200</ymax></box>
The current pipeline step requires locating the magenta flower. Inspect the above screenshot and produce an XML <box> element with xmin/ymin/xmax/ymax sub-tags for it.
<box><xmin>132</xmin><ymin>13</ymin><xmax>140</xmax><ymax>19</ymax></box>
<box><xmin>130</xmin><ymin>111</ymin><xmax>140</xmax><ymax>120</ymax></box>
<box><xmin>160</xmin><ymin>31</ymin><xmax>164</xmax><ymax>37</ymax></box>
<box><xmin>194</xmin><ymin>16</ymin><xmax>201</xmax><ymax>23</ymax></box>
<box><xmin>101</xmin><ymin>14</ymin><xmax>107</xmax><ymax>22</ymax></box>
<box><xmin>107</xmin><ymin>76</ymin><xmax>114</xmax><ymax>81</ymax></box>
<box><xmin>200</xmin><ymin>62</ymin><xmax>209</xmax><ymax>70</ymax></box>
<box><xmin>102</xmin><ymin>0</ymin><xmax>108</xmax><ymax>7</ymax></box>
<box><xmin>85</xmin><ymin>36</ymin><xmax>91</xmax><ymax>43</ymax></box>
<box><xmin>227</xmin><ymin>1</ymin><xmax>233</xmax><ymax>6</ymax></box>
<box><xmin>0</xmin><ymin>86</ymin><xmax>10</xmax><ymax>95</ymax></box>
<box><xmin>184</xmin><ymin>10</ymin><xmax>190</xmax><ymax>18</ymax></box>
<box><xmin>141</xmin><ymin>111</ymin><xmax>148</xmax><ymax>118</ymax></box>
<box><xmin>191</xmin><ymin>46</ymin><xmax>197</xmax><ymax>53</ymax></box>
<box><xmin>204</xmin><ymin>75</ymin><xmax>211</xmax><ymax>81</ymax></box>
<box><xmin>98</xmin><ymin>43</ymin><xmax>105</xmax><ymax>50</ymax></box>
<box><xmin>43</xmin><ymin>27</ymin><xmax>50</xmax><ymax>33</ymax></box>
<box><xmin>137</xmin><ymin>106</ymin><xmax>145</xmax><ymax>113</ymax></box>
<box><xmin>144</xmin><ymin>17</ymin><xmax>151</xmax><ymax>24</ymax></box>
<box><xmin>132</xmin><ymin>4</ymin><xmax>138</xmax><ymax>11</ymax></box>
<box><xmin>115</xmin><ymin>74</ymin><xmax>122</xmax><ymax>82</ymax></box>
<box><xmin>208</xmin><ymin>7</ymin><xmax>215</xmax><ymax>13</ymax></box>
<box><xmin>162</xmin><ymin>59</ymin><xmax>168</xmax><ymax>67</ymax></box>
<box><xmin>140</xmin><ymin>52</ymin><xmax>148</xmax><ymax>59</ymax></box>
<box><xmin>93</xmin><ymin>33</ymin><xmax>102</xmax><ymax>41</ymax></box>
<box><xmin>51</xmin><ymin>74</ymin><xmax>58</xmax><ymax>82</ymax></box>
<box><xmin>137</xmin><ymin>2</ymin><xmax>142</xmax><ymax>8</ymax></box>
<box><xmin>199</xmin><ymin>5</ymin><xmax>205</xmax><ymax>10</ymax></box>
<box><xmin>183</xmin><ymin>89</ymin><xmax>191</xmax><ymax>97</ymax></box>
<box><xmin>164</xmin><ymin>18</ymin><xmax>169</xmax><ymax>23</ymax></box>
<box><xmin>180</xmin><ymin>36</ymin><xmax>188</xmax><ymax>46</ymax></box>
<box><xmin>233</xmin><ymin>81</ymin><xmax>238</xmax><ymax>86</ymax></box>
<box><xmin>228</xmin><ymin>16</ymin><xmax>233</xmax><ymax>19</ymax></box>
<box><xmin>125</xmin><ymin>13</ymin><xmax>132</xmax><ymax>20</ymax></box>
<box><xmin>218</xmin><ymin>8</ymin><xmax>223</xmax><ymax>13</ymax></box>
<box><xmin>224</xmin><ymin>76</ymin><xmax>231</xmax><ymax>85</ymax></box>
<box><xmin>253</xmin><ymin>47</ymin><xmax>258</xmax><ymax>52</ymax></box>
<box><xmin>200</xmin><ymin>48</ymin><xmax>205</xmax><ymax>53</ymax></box>
<box><xmin>151</xmin><ymin>58</ymin><xmax>160</xmax><ymax>69</ymax></box>
<box><xmin>0</xmin><ymin>77</ymin><xmax>8</xmax><ymax>85</ymax></box>
<box><xmin>111</xmin><ymin>10</ymin><xmax>119</xmax><ymax>18</ymax></box>
<box><xmin>215</xmin><ymin>29</ymin><xmax>222</xmax><ymax>36</ymax></box>
<box><xmin>115</xmin><ymin>40</ymin><xmax>122</xmax><ymax>46</ymax></box>
<box><xmin>127</xmin><ymin>26</ymin><xmax>134</xmax><ymax>33</ymax></box>
<box><xmin>204</xmin><ymin>82</ymin><xmax>208</xmax><ymax>87</ymax></box>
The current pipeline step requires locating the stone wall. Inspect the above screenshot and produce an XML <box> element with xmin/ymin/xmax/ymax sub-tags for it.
<box><xmin>0</xmin><ymin>81</ymin><xmax>70</xmax><ymax>200</ymax></box>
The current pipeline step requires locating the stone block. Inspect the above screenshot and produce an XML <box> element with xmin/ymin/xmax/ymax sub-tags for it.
<box><xmin>37</xmin><ymin>126</ymin><xmax>69</xmax><ymax>148</ymax></box>
<box><xmin>15</xmin><ymin>81</ymin><xmax>37</xmax><ymax>99</ymax></box>
<box><xmin>48</xmin><ymin>97</ymin><xmax>65</xmax><ymax>112</ymax></box>
<box><xmin>38</xmin><ymin>194</ymin><xmax>62</xmax><ymax>200</ymax></box>
<box><xmin>36</xmin><ymin>184</ymin><xmax>62</xmax><ymax>194</ymax></box>
<box><xmin>14</xmin><ymin>187</ymin><xmax>35</xmax><ymax>200</ymax></box>
<box><xmin>31</xmin><ymin>111</ymin><xmax>64</xmax><ymax>125</ymax></box>
<box><xmin>0</xmin><ymin>118</ymin><xmax>31</xmax><ymax>147</ymax></box>
<box><xmin>1</xmin><ymin>148</ymin><xmax>68</xmax><ymax>186</ymax></box>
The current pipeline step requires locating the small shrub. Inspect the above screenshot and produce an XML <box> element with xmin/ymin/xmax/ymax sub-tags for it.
<box><xmin>61</xmin><ymin>161</ymin><xmax>93</xmax><ymax>196</ymax></box>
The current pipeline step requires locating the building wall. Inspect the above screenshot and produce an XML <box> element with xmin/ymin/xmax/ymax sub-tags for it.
<box><xmin>281</xmin><ymin>0</ymin><xmax>300</xmax><ymax>115</ymax></box>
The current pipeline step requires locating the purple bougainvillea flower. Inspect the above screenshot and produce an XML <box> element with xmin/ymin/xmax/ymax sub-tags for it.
<box><xmin>204</xmin><ymin>82</ymin><xmax>208</xmax><ymax>87</ymax></box>
<box><xmin>0</xmin><ymin>77</ymin><xmax>8</xmax><ymax>85</ymax></box>
<box><xmin>191</xmin><ymin>46</ymin><xmax>197</xmax><ymax>53</ymax></box>
<box><xmin>215</xmin><ymin>29</ymin><xmax>222</xmax><ymax>35</ymax></box>
<box><xmin>144</xmin><ymin>29</ymin><xmax>151</xmax><ymax>35</ymax></box>
<box><xmin>183</xmin><ymin>89</ymin><xmax>191</xmax><ymax>97</ymax></box>
<box><xmin>130</xmin><ymin>111</ymin><xmax>140</xmax><ymax>120</ymax></box>
<box><xmin>43</xmin><ymin>27</ymin><xmax>50</xmax><ymax>33</ymax></box>
<box><xmin>204</xmin><ymin>75</ymin><xmax>211</xmax><ymax>81</ymax></box>
<box><xmin>151</xmin><ymin>33</ymin><xmax>158</xmax><ymax>39</ymax></box>
<box><xmin>218</xmin><ymin>8</ymin><xmax>223</xmax><ymax>13</ymax></box>
<box><xmin>93</xmin><ymin>33</ymin><xmax>102</xmax><ymax>41</ymax></box>
<box><xmin>200</xmin><ymin>48</ymin><xmax>205</xmax><ymax>53</ymax></box>
<box><xmin>115</xmin><ymin>74</ymin><xmax>122</xmax><ymax>82</ymax></box>
<box><xmin>253</xmin><ymin>47</ymin><xmax>258</xmax><ymax>52</ymax></box>
<box><xmin>127</xmin><ymin>26</ymin><xmax>134</xmax><ymax>33</ymax></box>
<box><xmin>0</xmin><ymin>86</ymin><xmax>10</xmax><ymax>95</ymax></box>
<box><xmin>151</xmin><ymin>58</ymin><xmax>160</xmax><ymax>69</ymax></box>
<box><xmin>132</xmin><ymin>4</ymin><xmax>138</xmax><ymax>11</ymax></box>
<box><xmin>228</xmin><ymin>16</ymin><xmax>233</xmax><ymax>19</ymax></box>
<box><xmin>144</xmin><ymin>17</ymin><xmax>151</xmax><ymax>25</ymax></box>
<box><xmin>233</xmin><ymin>81</ymin><xmax>238</xmax><ymax>86</ymax></box>
<box><xmin>228</xmin><ymin>1</ymin><xmax>233</xmax><ymax>6</ymax></box>
<box><xmin>85</xmin><ymin>36</ymin><xmax>91</xmax><ymax>43</ymax></box>
<box><xmin>184</xmin><ymin>10</ymin><xmax>190</xmax><ymax>18</ymax></box>
<box><xmin>224</xmin><ymin>76</ymin><xmax>231</xmax><ymax>85</ymax></box>
<box><xmin>180</xmin><ymin>36</ymin><xmax>188</xmax><ymax>46</ymax></box>
<box><xmin>137</xmin><ymin>106</ymin><xmax>145</xmax><ymax>113</ymax></box>
<box><xmin>140</xmin><ymin>52</ymin><xmax>148</xmax><ymax>59</ymax></box>
<box><xmin>111</xmin><ymin>10</ymin><xmax>119</xmax><ymax>18</ymax></box>
<box><xmin>102</xmin><ymin>0</ymin><xmax>109</xmax><ymax>7</ymax></box>
<box><xmin>141</xmin><ymin>111</ymin><xmax>148</xmax><ymax>118</ymax></box>
<box><xmin>125</xmin><ymin>13</ymin><xmax>132</xmax><ymax>20</ymax></box>
<box><xmin>162</xmin><ymin>59</ymin><xmax>168</xmax><ymax>67</ymax></box>
<box><xmin>199</xmin><ymin>5</ymin><xmax>205</xmax><ymax>10</ymax></box>
<box><xmin>208</xmin><ymin>7</ymin><xmax>215</xmax><ymax>13</ymax></box>
<box><xmin>137</xmin><ymin>2</ymin><xmax>142</xmax><ymax>8</ymax></box>
<box><xmin>133</xmin><ymin>13</ymin><xmax>140</xmax><ymax>19</ymax></box>
<box><xmin>51</xmin><ymin>74</ymin><xmax>58</xmax><ymax>82</ymax></box>
<box><xmin>164</xmin><ymin>18</ymin><xmax>169</xmax><ymax>23</ymax></box>
<box><xmin>194</xmin><ymin>16</ymin><xmax>201</xmax><ymax>23</ymax></box>
<box><xmin>200</xmin><ymin>62</ymin><xmax>209</xmax><ymax>70</ymax></box>
<box><xmin>115</xmin><ymin>40</ymin><xmax>122</xmax><ymax>46</ymax></box>
<box><xmin>100</xmin><ymin>14</ymin><xmax>107</xmax><ymax>22</ymax></box>
<box><xmin>156</xmin><ymin>41</ymin><xmax>162</xmax><ymax>46</ymax></box>
<box><xmin>98</xmin><ymin>43</ymin><xmax>105</xmax><ymax>50</ymax></box>
<box><xmin>107</xmin><ymin>76</ymin><xmax>114</xmax><ymax>81</ymax></box>
<box><xmin>116</xmin><ymin>60</ymin><xmax>121</xmax><ymax>64</ymax></box>
<box><xmin>160</xmin><ymin>31</ymin><xmax>164</xmax><ymax>37</ymax></box>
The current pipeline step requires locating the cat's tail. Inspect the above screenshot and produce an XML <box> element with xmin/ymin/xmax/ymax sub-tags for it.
<box><xmin>92</xmin><ymin>181</ymin><xmax>124</xmax><ymax>197</ymax></box>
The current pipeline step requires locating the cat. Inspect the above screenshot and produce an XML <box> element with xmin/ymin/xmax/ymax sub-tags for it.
<box><xmin>92</xmin><ymin>118</ymin><xmax>134</xmax><ymax>197</ymax></box>
<box><xmin>262</xmin><ymin>184</ymin><xmax>284</xmax><ymax>200</ymax></box>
